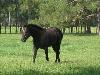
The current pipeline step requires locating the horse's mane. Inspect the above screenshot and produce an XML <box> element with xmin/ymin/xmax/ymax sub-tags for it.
<box><xmin>24</xmin><ymin>24</ymin><xmax>44</xmax><ymax>31</ymax></box>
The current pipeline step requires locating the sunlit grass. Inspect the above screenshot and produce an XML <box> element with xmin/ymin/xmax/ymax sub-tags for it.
<box><xmin>0</xmin><ymin>34</ymin><xmax>100</xmax><ymax>75</ymax></box>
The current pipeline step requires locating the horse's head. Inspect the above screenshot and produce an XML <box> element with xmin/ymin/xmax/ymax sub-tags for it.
<box><xmin>21</xmin><ymin>24</ymin><xmax>44</xmax><ymax>42</ymax></box>
<box><xmin>21</xmin><ymin>25</ymin><xmax>31</xmax><ymax>42</ymax></box>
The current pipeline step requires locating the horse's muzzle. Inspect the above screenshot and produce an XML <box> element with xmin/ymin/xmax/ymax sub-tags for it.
<box><xmin>21</xmin><ymin>38</ymin><xmax>26</xmax><ymax>42</ymax></box>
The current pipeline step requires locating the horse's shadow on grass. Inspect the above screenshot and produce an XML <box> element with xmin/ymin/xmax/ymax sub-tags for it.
<box><xmin>5</xmin><ymin>65</ymin><xmax>100</xmax><ymax>75</ymax></box>
<box><xmin>60</xmin><ymin>60</ymin><xmax>75</xmax><ymax>64</ymax></box>
<box><xmin>65</xmin><ymin>33</ymin><xmax>97</xmax><ymax>36</ymax></box>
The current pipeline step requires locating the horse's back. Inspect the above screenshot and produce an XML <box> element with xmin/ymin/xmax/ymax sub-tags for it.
<box><xmin>47</xmin><ymin>27</ymin><xmax>63</xmax><ymax>37</ymax></box>
<box><xmin>45</xmin><ymin>27</ymin><xmax>63</xmax><ymax>44</ymax></box>
<box><xmin>38</xmin><ymin>27</ymin><xmax>63</xmax><ymax>49</ymax></box>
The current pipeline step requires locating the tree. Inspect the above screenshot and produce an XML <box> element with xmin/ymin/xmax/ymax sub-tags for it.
<box><xmin>97</xmin><ymin>1</ymin><xmax>100</xmax><ymax>35</ymax></box>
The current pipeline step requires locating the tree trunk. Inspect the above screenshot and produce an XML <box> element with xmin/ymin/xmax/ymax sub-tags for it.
<box><xmin>71</xmin><ymin>27</ymin><xmax>73</xmax><ymax>33</ymax></box>
<box><xmin>78</xmin><ymin>27</ymin><xmax>79</xmax><ymax>33</ymax></box>
<box><xmin>97</xmin><ymin>12</ymin><xmax>100</xmax><ymax>35</ymax></box>
<box><xmin>97</xmin><ymin>25</ymin><xmax>100</xmax><ymax>35</ymax></box>
<box><xmin>28</xmin><ymin>0</ymin><xmax>33</xmax><ymax>23</ymax></box>
<box><xmin>81</xmin><ymin>25</ymin><xmax>82</xmax><ymax>33</ymax></box>
<box><xmin>84</xmin><ymin>26</ymin><xmax>86</xmax><ymax>33</ymax></box>
<box><xmin>15</xmin><ymin>0</ymin><xmax>19</xmax><ymax>33</ymax></box>
<box><xmin>86</xmin><ymin>26</ymin><xmax>91</xmax><ymax>33</ymax></box>
<box><xmin>97</xmin><ymin>1</ymin><xmax>100</xmax><ymax>35</ymax></box>
<box><xmin>0</xmin><ymin>24</ymin><xmax>1</xmax><ymax>34</ymax></box>
<box><xmin>8</xmin><ymin>11</ymin><xmax>11</xmax><ymax>33</ymax></box>
<box><xmin>76</xmin><ymin>26</ymin><xmax>77</xmax><ymax>33</ymax></box>
<box><xmin>63</xmin><ymin>28</ymin><xmax>66</xmax><ymax>34</ymax></box>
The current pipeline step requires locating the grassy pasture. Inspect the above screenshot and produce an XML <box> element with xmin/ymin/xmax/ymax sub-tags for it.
<box><xmin>0</xmin><ymin>34</ymin><xmax>100</xmax><ymax>75</ymax></box>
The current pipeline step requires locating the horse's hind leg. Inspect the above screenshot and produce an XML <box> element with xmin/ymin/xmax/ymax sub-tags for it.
<box><xmin>55</xmin><ymin>50</ymin><xmax>60</xmax><ymax>62</ymax></box>
<box><xmin>52</xmin><ymin>45</ymin><xmax>60</xmax><ymax>63</ymax></box>
<box><xmin>45</xmin><ymin>47</ymin><xmax>49</xmax><ymax>61</ymax></box>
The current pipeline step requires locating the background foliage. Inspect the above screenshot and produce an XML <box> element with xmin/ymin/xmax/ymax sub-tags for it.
<box><xmin>0</xmin><ymin>0</ymin><xmax>99</xmax><ymax>34</ymax></box>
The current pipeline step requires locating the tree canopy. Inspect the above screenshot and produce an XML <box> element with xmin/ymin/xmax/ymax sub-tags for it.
<box><xmin>0</xmin><ymin>0</ymin><xmax>98</xmax><ymax>28</ymax></box>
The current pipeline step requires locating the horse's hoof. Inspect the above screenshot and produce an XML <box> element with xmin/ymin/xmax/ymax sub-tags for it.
<box><xmin>58</xmin><ymin>59</ymin><xmax>60</xmax><ymax>62</ymax></box>
<box><xmin>33</xmin><ymin>61</ymin><xmax>35</xmax><ymax>63</ymax></box>
<box><xmin>55</xmin><ymin>60</ymin><xmax>57</xmax><ymax>63</ymax></box>
<box><xmin>46</xmin><ymin>58</ymin><xmax>49</xmax><ymax>61</ymax></box>
<box><xmin>33</xmin><ymin>60</ymin><xmax>35</xmax><ymax>63</ymax></box>
<box><xmin>47</xmin><ymin>59</ymin><xmax>49</xmax><ymax>61</ymax></box>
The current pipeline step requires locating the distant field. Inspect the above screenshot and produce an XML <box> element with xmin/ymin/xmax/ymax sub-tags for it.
<box><xmin>0</xmin><ymin>34</ymin><xmax>100</xmax><ymax>75</ymax></box>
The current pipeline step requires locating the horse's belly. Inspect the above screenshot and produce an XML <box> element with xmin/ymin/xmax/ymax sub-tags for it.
<box><xmin>39</xmin><ymin>32</ymin><xmax>58</xmax><ymax>48</ymax></box>
<box><xmin>40</xmin><ymin>41</ymin><xmax>52</xmax><ymax>48</ymax></box>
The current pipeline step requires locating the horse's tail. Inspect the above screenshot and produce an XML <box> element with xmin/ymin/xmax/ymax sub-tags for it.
<box><xmin>55</xmin><ymin>28</ymin><xmax>63</xmax><ymax>44</ymax></box>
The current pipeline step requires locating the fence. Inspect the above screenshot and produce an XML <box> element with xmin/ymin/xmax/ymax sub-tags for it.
<box><xmin>0</xmin><ymin>24</ymin><xmax>97</xmax><ymax>34</ymax></box>
<box><xmin>0</xmin><ymin>24</ymin><xmax>21</xmax><ymax>34</ymax></box>
<box><xmin>0</xmin><ymin>0</ymin><xmax>25</xmax><ymax>34</ymax></box>
<box><xmin>61</xmin><ymin>26</ymin><xmax>97</xmax><ymax>34</ymax></box>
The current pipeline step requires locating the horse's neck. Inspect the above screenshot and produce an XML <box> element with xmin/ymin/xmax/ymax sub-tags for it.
<box><xmin>32</xmin><ymin>29</ymin><xmax>44</xmax><ymax>41</ymax></box>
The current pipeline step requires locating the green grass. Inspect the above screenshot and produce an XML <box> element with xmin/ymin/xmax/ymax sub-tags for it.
<box><xmin>0</xmin><ymin>34</ymin><xmax>100</xmax><ymax>75</ymax></box>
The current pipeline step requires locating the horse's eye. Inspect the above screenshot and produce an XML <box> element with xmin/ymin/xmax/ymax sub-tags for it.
<box><xmin>24</xmin><ymin>35</ymin><xmax>26</xmax><ymax>37</ymax></box>
<box><xmin>24</xmin><ymin>33</ymin><xmax>29</xmax><ymax>37</ymax></box>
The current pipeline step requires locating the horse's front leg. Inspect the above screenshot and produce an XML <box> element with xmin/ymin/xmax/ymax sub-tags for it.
<box><xmin>33</xmin><ymin>46</ymin><xmax>38</xmax><ymax>63</ymax></box>
<box><xmin>45</xmin><ymin>47</ymin><xmax>49</xmax><ymax>61</ymax></box>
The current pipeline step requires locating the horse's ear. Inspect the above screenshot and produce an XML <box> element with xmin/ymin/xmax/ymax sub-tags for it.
<box><xmin>23</xmin><ymin>24</ymin><xmax>27</xmax><ymax>27</ymax></box>
<box><xmin>21</xmin><ymin>25</ymin><xmax>27</xmax><ymax>31</ymax></box>
<box><xmin>19</xmin><ymin>27</ymin><xmax>22</xmax><ymax>34</ymax></box>
<box><xmin>22</xmin><ymin>24</ymin><xmax>27</xmax><ymax>28</ymax></box>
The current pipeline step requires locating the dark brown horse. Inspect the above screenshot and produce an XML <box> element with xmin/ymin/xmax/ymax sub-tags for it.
<box><xmin>21</xmin><ymin>24</ymin><xmax>63</xmax><ymax>63</ymax></box>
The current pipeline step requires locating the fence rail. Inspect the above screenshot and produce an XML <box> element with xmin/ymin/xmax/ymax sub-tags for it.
<box><xmin>0</xmin><ymin>24</ymin><xmax>21</xmax><ymax>34</ymax></box>
<box><xmin>0</xmin><ymin>24</ymin><xmax>97</xmax><ymax>34</ymax></box>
